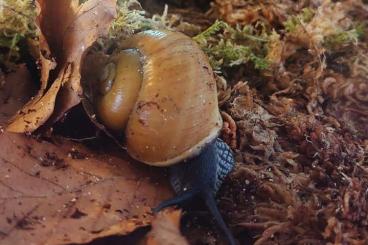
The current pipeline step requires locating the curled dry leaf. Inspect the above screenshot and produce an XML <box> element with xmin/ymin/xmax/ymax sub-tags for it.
<box><xmin>6</xmin><ymin>5</ymin><xmax>58</xmax><ymax>133</ymax></box>
<box><xmin>42</xmin><ymin>0</ymin><xmax>117</xmax><ymax>124</ymax></box>
<box><xmin>0</xmin><ymin>132</ymin><xmax>172</xmax><ymax>244</ymax></box>
<box><xmin>143</xmin><ymin>209</ymin><xmax>189</xmax><ymax>245</ymax></box>
<box><xmin>0</xmin><ymin>65</ymin><xmax>37</xmax><ymax>127</ymax></box>
<box><xmin>7</xmin><ymin>65</ymin><xmax>72</xmax><ymax>132</ymax></box>
<box><xmin>3</xmin><ymin>10</ymin><xmax>56</xmax><ymax>131</ymax></box>
<box><xmin>7</xmin><ymin>0</ymin><xmax>117</xmax><ymax>133</ymax></box>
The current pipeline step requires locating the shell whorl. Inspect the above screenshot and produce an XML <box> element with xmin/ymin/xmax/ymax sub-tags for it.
<box><xmin>93</xmin><ymin>30</ymin><xmax>222</xmax><ymax>167</ymax></box>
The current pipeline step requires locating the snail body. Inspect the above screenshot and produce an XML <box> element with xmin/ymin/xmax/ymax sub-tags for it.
<box><xmin>92</xmin><ymin>30</ymin><xmax>236</xmax><ymax>244</ymax></box>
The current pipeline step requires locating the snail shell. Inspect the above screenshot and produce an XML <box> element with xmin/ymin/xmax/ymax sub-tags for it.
<box><xmin>89</xmin><ymin>30</ymin><xmax>236</xmax><ymax>245</ymax></box>
<box><xmin>94</xmin><ymin>30</ymin><xmax>223</xmax><ymax>166</ymax></box>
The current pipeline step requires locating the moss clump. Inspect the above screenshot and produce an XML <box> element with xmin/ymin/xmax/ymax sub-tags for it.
<box><xmin>0</xmin><ymin>0</ymin><xmax>37</xmax><ymax>68</ymax></box>
<box><xmin>193</xmin><ymin>20</ymin><xmax>228</xmax><ymax>44</ymax></box>
<box><xmin>109</xmin><ymin>0</ymin><xmax>164</xmax><ymax>38</ymax></box>
<box><xmin>324</xmin><ymin>24</ymin><xmax>365</xmax><ymax>49</ymax></box>
<box><xmin>283</xmin><ymin>8</ymin><xmax>315</xmax><ymax>33</ymax></box>
<box><xmin>283</xmin><ymin>4</ymin><xmax>365</xmax><ymax>50</ymax></box>
<box><xmin>193</xmin><ymin>20</ymin><xmax>270</xmax><ymax>71</ymax></box>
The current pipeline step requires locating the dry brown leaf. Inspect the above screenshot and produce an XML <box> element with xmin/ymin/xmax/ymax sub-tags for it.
<box><xmin>43</xmin><ymin>0</ymin><xmax>117</xmax><ymax>124</ymax></box>
<box><xmin>7</xmin><ymin>0</ymin><xmax>117</xmax><ymax>133</ymax></box>
<box><xmin>7</xmin><ymin>65</ymin><xmax>72</xmax><ymax>132</ymax></box>
<box><xmin>143</xmin><ymin>209</ymin><xmax>189</xmax><ymax>245</ymax></box>
<box><xmin>0</xmin><ymin>132</ymin><xmax>172</xmax><ymax>244</ymax></box>
<box><xmin>6</xmin><ymin>3</ymin><xmax>57</xmax><ymax>133</ymax></box>
<box><xmin>0</xmin><ymin>65</ymin><xmax>37</xmax><ymax>127</ymax></box>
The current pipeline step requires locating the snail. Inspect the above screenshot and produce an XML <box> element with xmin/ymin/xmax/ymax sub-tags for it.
<box><xmin>88</xmin><ymin>30</ymin><xmax>236</xmax><ymax>245</ymax></box>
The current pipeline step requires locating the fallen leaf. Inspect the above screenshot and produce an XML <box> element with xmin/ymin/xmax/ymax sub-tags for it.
<box><xmin>0</xmin><ymin>132</ymin><xmax>172</xmax><ymax>244</ymax></box>
<box><xmin>43</xmin><ymin>0</ymin><xmax>117</xmax><ymax>125</ymax></box>
<box><xmin>7</xmin><ymin>0</ymin><xmax>117</xmax><ymax>133</ymax></box>
<box><xmin>6</xmin><ymin>65</ymin><xmax>72</xmax><ymax>132</ymax></box>
<box><xmin>143</xmin><ymin>209</ymin><xmax>189</xmax><ymax>245</ymax></box>
<box><xmin>6</xmin><ymin>1</ymin><xmax>57</xmax><ymax>133</ymax></box>
<box><xmin>0</xmin><ymin>65</ymin><xmax>37</xmax><ymax>127</ymax></box>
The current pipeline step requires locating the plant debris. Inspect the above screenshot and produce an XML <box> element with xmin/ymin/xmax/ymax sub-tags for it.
<box><xmin>208</xmin><ymin>0</ymin><xmax>368</xmax><ymax>244</ymax></box>
<box><xmin>0</xmin><ymin>0</ymin><xmax>367</xmax><ymax>244</ymax></box>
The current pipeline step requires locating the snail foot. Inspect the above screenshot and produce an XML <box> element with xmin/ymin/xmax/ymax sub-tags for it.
<box><xmin>152</xmin><ymin>189</ymin><xmax>199</xmax><ymax>213</ymax></box>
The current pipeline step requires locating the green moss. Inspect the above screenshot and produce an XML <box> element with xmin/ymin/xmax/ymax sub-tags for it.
<box><xmin>194</xmin><ymin>20</ymin><xmax>269</xmax><ymax>71</ymax></box>
<box><xmin>324</xmin><ymin>24</ymin><xmax>364</xmax><ymax>49</ymax></box>
<box><xmin>284</xmin><ymin>8</ymin><xmax>314</xmax><ymax>33</ymax></box>
<box><xmin>192</xmin><ymin>20</ymin><xmax>228</xmax><ymax>44</ymax></box>
<box><xmin>109</xmin><ymin>0</ymin><xmax>162</xmax><ymax>38</ymax></box>
<box><xmin>0</xmin><ymin>0</ymin><xmax>37</xmax><ymax>67</ymax></box>
<box><xmin>354</xmin><ymin>22</ymin><xmax>366</xmax><ymax>40</ymax></box>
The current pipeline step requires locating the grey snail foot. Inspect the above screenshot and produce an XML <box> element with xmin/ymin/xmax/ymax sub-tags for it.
<box><xmin>153</xmin><ymin>189</ymin><xmax>236</xmax><ymax>245</ymax></box>
<box><xmin>153</xmin><ymin>138</ymin><xmax>237</xmax><ymax>245</ymax></box>
<box><xmin>152</xmin><ymin>189</ymin><xmax>199</xmax><ymax>213</ymax></box>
